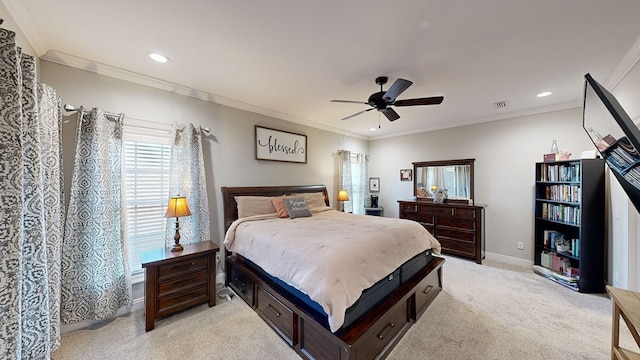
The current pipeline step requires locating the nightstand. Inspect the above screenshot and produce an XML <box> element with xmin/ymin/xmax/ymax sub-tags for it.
<box><xmin>141</xmin><ymin>240</ymin><xmax>219</xmax><ymax>331</ymax></box>
<box><xmin>365</xmin><ymin>206</ymin><xmax>384</xmax><ymax>216</ymax></box>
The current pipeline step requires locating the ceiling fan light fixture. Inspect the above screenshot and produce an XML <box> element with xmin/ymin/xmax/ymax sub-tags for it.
<box><xmin>149</xmin><ymin>52</ymin><xmax>170</xmax><ymax>63</ymax></box>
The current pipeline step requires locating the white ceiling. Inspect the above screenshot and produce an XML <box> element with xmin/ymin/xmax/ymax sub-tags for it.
<box><xmin>6</xmin><ymin>0</ymin><xmax>640</xmax><ymax>139</ymax></box>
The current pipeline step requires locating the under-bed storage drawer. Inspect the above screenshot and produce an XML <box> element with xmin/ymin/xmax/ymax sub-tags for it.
<box><xmin>413</xmin><ymin>265</ymin><xmax>441</xmax><ymax>320</ymax></box>
<box><xmin>355</xmin><ymin>299</ymin><xmax>410</xmax><ymax>360</ymax></box>
<box><xmin>256</xmin><ymin>285</ymin><xmax>296</xmax><ymax>346</ymax></box>
<box><xmin>228</xmin><ymin>261</ymin><xmax>254</xmax><ymax>305</ymax></box>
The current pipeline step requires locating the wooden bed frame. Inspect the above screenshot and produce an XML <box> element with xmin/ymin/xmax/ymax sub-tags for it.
<box><xmin>221</xmin><ymin>185</ymin><xmax>444</xmax><ymax>360</ymax></box>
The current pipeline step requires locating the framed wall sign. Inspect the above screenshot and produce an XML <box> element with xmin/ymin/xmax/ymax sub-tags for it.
<box><xmin>255</xmin><ymin>126</ymin><xmax>307</xmax><ymax>163</ymax></box>
<box><xmin>400</xmin><ymin>169</ymin><xmax>412</xmax><ymax>181</ymax></box>
<box><xmin>369</xmin><ymin>177</ymin><xmax>380</xmax><ymax>192</ymax></box>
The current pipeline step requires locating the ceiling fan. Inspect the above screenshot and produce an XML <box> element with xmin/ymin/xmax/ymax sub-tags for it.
<box><xmin>331</xmin><ymin>76</ymin><xmax>444</xmax><ymax>121</ymax></box>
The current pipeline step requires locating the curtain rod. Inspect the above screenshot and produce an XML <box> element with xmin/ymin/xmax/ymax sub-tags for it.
<box><xmin>63</xmin><ymin>104</ymin><xmax>211</xmax><ymax>134</ymax></box>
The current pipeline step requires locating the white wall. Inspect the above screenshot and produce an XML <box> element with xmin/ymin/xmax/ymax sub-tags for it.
<box><xmin>610</xmin><ymin>58</ymin><xmax>640</xmax><ymax>290</ymax></box>
<box><xmin>369</xmin><ymin>108</ymin><xmax>594</xmax><ymax>264</ymax></box>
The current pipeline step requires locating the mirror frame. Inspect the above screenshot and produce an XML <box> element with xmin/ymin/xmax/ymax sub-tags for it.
<box><xmin>413</xmin><ymin>158</ymin><xmax>475</xmax><ymax>203</ymax></box>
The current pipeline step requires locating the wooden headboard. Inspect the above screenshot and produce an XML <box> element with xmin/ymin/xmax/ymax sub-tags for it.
<box><xmin>221</xmin><ymin>185</ymin><xmax>330</xmax><ymax>232</ymax></box>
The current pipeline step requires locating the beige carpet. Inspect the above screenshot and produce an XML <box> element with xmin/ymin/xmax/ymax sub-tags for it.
<box><xmin>52</xmin><ymin>256</ymin><xmax>637</xmax><ymax>360</ymax></box>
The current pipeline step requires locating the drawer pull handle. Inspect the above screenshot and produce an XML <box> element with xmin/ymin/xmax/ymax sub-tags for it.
<box><xmin>266</xmin><ymin>303</ymin><xmax>281</xmax><ymax>317</ymax></box>
<box><xmin>191</xmin><ymin>261</ymin><xmax>196</xmax><ymax>266</ymax></box>
<box><xmin>423</xmin><ymin>285</ymin><xmax>434</xmax><ymax>294</ymax></box>
<box><xmin>377</xmin><ymin>323</ymin><xmax>395</xmax><ymax>340</ymax></box>
<box><xmin>451</xmin><ymin>208</ymin><xmax>455</xmax><ymax>216</ymax></box>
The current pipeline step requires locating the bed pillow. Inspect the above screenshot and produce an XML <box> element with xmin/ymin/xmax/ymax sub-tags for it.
<box><xmin>289</xmin><ymin>192</ymin><xmax>328</xmax><ymax>209</ymax></box>
<box><xmin>283</xmin><ymin>197</ymin><xmax>312</xmax><ymax>219</ymax></box>
<box><xmin>235</xmin><ymin>196</ymin><xmax>277</xmax><ymax>218</ymax></box>
<box><xmin>271</xmin><ymin>196</ymin><xmax>291</xmax><ymax>218</ymax></box>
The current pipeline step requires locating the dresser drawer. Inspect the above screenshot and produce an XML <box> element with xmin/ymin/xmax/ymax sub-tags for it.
<box><xmin>256</xmin><ymin>286</ymin><xmax>295</xmax><ymax>345</ymax></box>
<box><xmin>158</xmin><ymin>255</ymin><xmax>208</xmax><ymax>281</ymax></box>
<box><xmin>158</xmin><ymin>271</ymin><xmax>207</xmax><ymax>295</ymax></box>
<box><xmin>356</xmin><ymin>299</ymin><xmax>410</xmax><ymax>360</ymax></box>
<box><xmin>435</xmin><ymin>227</ymin><xmax>475</xmax><ymax>242</ymax></box>
<box><xmin>400</xmin><ymin>206</ymin><xmax>434</xmax><ymax>224</ymax></box>
<box><xmin>414</xmin><ymin>267</ymin><xmax>441</xmax><ymax>320</ymax></box>
<box><xmin>438</xmin><ymin>237</ymin><xmax>475</xmax><ymax>256</ymax></box>
<box><xmin>437</xmin><ymin>217</ymin><xmax>476</xmax><ymax>231</ymax></box>
<box><xmin>455</xmin><ymin>208</ymin><xmax>477</xmax><ymax>219</ymax></box>
<box><xmin>421</xmin><ymin>205</ymin><xmax>454</xmax><ymax>217</ymax></box>
<box><xmin>157</xmin><ymin>283</ymin><xmax>209</xmax><ymax>316</ymax></box>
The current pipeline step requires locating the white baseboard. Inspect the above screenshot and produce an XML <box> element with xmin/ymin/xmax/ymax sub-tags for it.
<box><xmin>484</xmin><ymin>252</ymin><xmax>533</xmax><ymax>268</ymax></box>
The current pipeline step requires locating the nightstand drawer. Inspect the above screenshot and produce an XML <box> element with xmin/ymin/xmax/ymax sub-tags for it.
<box><xmin>158</xmin><ymin>255</ymin><xmax>208</xmax><ymax>280</ymax></box>
<box><xmin>158</xmin><ymin>271</ymin><xmax>207</xmax><ymax>295</ymax></box>
<box><xmin>256</xmin><ymin>286</ymin><xmax>295</xmax><ymax>345</ymax></box>
<box><xmin>157</xmin><ymin>283</ymin><xmax>209</xmax><ymax>316</ymax></box>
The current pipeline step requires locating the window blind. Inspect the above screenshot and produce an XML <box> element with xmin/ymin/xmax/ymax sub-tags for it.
<box><xmin>123</xmin><ymin>131</ymin><xmax>172</xmax><ymax>274</ymax></box>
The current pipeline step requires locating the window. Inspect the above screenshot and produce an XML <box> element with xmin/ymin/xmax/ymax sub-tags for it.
<box><xmin>339</xmin><ymin>151</ymin><xmax>368</xmax><ymax>214</ymax></box>
<box><xmin>123</xmin><ymin>129</ymin><xmax>172</xmax><ymax>275</ymax></box>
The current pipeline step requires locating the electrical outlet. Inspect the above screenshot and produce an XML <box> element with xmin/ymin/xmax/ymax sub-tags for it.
<box><xmin>216</xmin><ymin>253</ymin><xmax>221</xmax><ymax>263</ymax></box>
<box><xmin>517</xmin><ymin>241</ymin><xmax>524</xmax><ymax>250</ymax></box>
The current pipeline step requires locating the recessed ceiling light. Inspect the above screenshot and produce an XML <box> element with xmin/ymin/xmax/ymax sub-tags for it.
<box><xmin>149</xmin><ymin>52</ymin><xmax>170</xmax><ymax>63</ymax></box>
<box><xmin>369</xmin><ymin>128</ymin><xmax>377</xmax><ymax>132</ymax></box>
<box><xmin>537</xmin><ymin>91</ymin><xmax>552</xmax><ymax>98</ymax></box>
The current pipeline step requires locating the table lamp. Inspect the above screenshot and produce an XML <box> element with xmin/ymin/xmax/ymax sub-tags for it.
<box><xmin>164</xmin><ymin>195</ymin><xmax>192</xmax><ymax>251</ymax></box>
<box><xmin>337</xmin><ymin>190</ymin><xmax>349</xmax><ymax>212</ymax></box>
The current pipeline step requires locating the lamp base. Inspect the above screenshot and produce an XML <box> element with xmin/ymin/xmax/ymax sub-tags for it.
<box><xmin>170</xmin><ymin>243</ymin><xmax>184</xmax><ymax>252</ymax></box>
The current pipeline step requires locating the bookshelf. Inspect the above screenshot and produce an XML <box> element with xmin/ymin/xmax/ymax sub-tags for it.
<box><xmin>533</xmin><ymin>159</ymin><xmax>605</xmax><ymax>293</ymax></box>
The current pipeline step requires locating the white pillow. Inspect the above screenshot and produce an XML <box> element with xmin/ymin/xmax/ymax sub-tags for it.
<box><xmin>289</xmin><ymin>192</ymin><xmax>328</xmax><ymax>209</ymax></box>
<box><xmin>235</xmin><ymin>196</ymin><xmax>277</xmax><ymax>218</ymax></box>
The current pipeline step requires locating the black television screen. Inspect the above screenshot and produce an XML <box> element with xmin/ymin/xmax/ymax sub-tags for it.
<box><xmin>583</xmin><ymin>73</ymin><xmax>640</xmax><ymax>213</ymax></box>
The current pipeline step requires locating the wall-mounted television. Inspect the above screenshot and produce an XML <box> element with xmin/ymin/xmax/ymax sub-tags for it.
<box><xmin>583</xmin><ymin>73</ymin><xmax>640</xmax><ymax>213</ymax></box>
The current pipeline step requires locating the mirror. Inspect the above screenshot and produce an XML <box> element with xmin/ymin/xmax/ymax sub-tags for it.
<box><xmin>413</xmin><ymin>159</ymin><xmax>475</xmax><ymax>202</ymax></box>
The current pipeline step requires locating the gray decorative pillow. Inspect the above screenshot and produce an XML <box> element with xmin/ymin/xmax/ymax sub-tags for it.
<box><xmin>283</xmin><ymin>197</ymin><xmax>312</xmax><ymax>219</ymax></box>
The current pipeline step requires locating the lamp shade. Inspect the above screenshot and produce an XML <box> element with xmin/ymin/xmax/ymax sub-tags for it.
<box><xmin>164</xmin><ymin>196</ymin><xmax>192</xmax><ymax>218</ymax></box>
<box><xmin>337</xmin><ymin>190</ymin><xmax>350</xmax><ymax>202</ymax></box>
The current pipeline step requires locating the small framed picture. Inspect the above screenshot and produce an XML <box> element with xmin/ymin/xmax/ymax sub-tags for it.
<box><xmin>400</xmin><ymin>169</ymin><xmax>412</xmax><ymax>181</ymax></box>
<box><xmin>369</xmin><ymin>177</ymin><xmax>380</xmax><ymax>193</ymax></box>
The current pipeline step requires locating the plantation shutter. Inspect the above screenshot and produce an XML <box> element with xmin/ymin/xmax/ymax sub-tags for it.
<box><xmin>123</xmin><ymin>129</ymin><xmax>172</xmax><ymax>274</ymax></box>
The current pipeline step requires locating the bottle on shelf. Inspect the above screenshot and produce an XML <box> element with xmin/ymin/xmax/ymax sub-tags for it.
<box><xmin>551</xmin><ymin>140</ymin><xmax>559</xmax><ymax>154</ymax></box>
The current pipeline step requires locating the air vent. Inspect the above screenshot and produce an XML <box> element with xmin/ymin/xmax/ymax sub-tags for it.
<box><xmin>494</xmin><ymin>101</ymin><xmax>508</xmax><ymax>109</ymax></box>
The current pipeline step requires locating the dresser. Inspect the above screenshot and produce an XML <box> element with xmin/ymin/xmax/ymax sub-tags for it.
<box><xmin>399</xmin><ymin>200</ymin><xmax>485</xmax><ymax>264</ymax></box>
<box><xmin>141</xmin><ymin>240</ymin><xmax>219</xmax><ymax>331</ymax></box>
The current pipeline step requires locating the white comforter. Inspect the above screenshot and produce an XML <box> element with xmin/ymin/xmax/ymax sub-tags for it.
<box><xmin>224</xmin><ymin>208</ymin><xmax>441</xmax><ymax>332</ymax></box>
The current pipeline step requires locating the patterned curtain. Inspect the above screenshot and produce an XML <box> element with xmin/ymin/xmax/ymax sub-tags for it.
<box><xmin>165</xmin><ymin>123</ymin><xmax>210</xmax><ymax>246</ymax></box>
<box><xmin>60</xmin><ymin>108</ymin><xmax>132</xmax><ymax>323</ymax></box>
<box><xmin>0</xmin><ymin>22</ymin><xmax>64</xmax><ymax>360</ymax></box>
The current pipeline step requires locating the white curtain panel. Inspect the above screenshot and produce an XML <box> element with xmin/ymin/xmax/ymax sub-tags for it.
<box><xmin>0</xmin><ymin>23</ymin><xmax>64</xmax><ymax>360</ymax></box>
<box><xmin>338</xmin><ymin>150</ymin><xmax>353</xmax><ymax>212</ymax></box>
<box><xmin>165</xmin><ymin>123</ymin><xmax>210</xmax><ymax>246</ymax></box>
<box><xmin>61</xmin><ymin>108</ymin><xmax>132</xmax><ymax>324</ymax></box>
<box><xmin>352</xmin><ymin>153</ymin><xmax>368</xmax><ymax>215</ymax></box>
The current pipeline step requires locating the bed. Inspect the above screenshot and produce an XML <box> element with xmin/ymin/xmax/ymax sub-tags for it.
<box><xmin>222</xmin><ymin>185</ymin><xmax>445</xmax><ymax>360</ymax></box>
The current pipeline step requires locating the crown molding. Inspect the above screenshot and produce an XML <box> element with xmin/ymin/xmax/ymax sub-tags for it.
<box><xmin>606</xmin><ymin>33</ymin><xmax>640</xmax><ymax>90</ymax></box>
<box><xmin>41</xmin><ymin>50</ymin><xmax>367</xmax><ymax>140</ymax></box>
<box><xmin>369</xmin><ymin>100</ymin><xmax>581</xmax><ymax>141</ymax></box>
<box><xmin>1</xmin><ymin>0</ymin><xmax>48</xmax><ymax>56</ymax></box>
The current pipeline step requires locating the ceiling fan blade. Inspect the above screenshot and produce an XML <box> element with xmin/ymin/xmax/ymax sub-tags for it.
<box><xmin>394</xmin><ymin>96</ymin><xmax>444</xmax><ymax>107</ymax></box>
<box><xmin>382</xmin><ymin>78</ymin><xmax>413</xmax><ymax>103</ymax></box>
<box><xmin>341</xmin><ymin>108</ymin><xmax>375</xmax><ymax>121</ymax></box>
<box><xmin>331</xmin><ymin>99</ymin><xmax>368</xmax><ymax>105</ymax></box>
<box><xmin>381</xmin><ymin>108</ymin><xmax>400</xmax><ymax>122</ymax></box>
